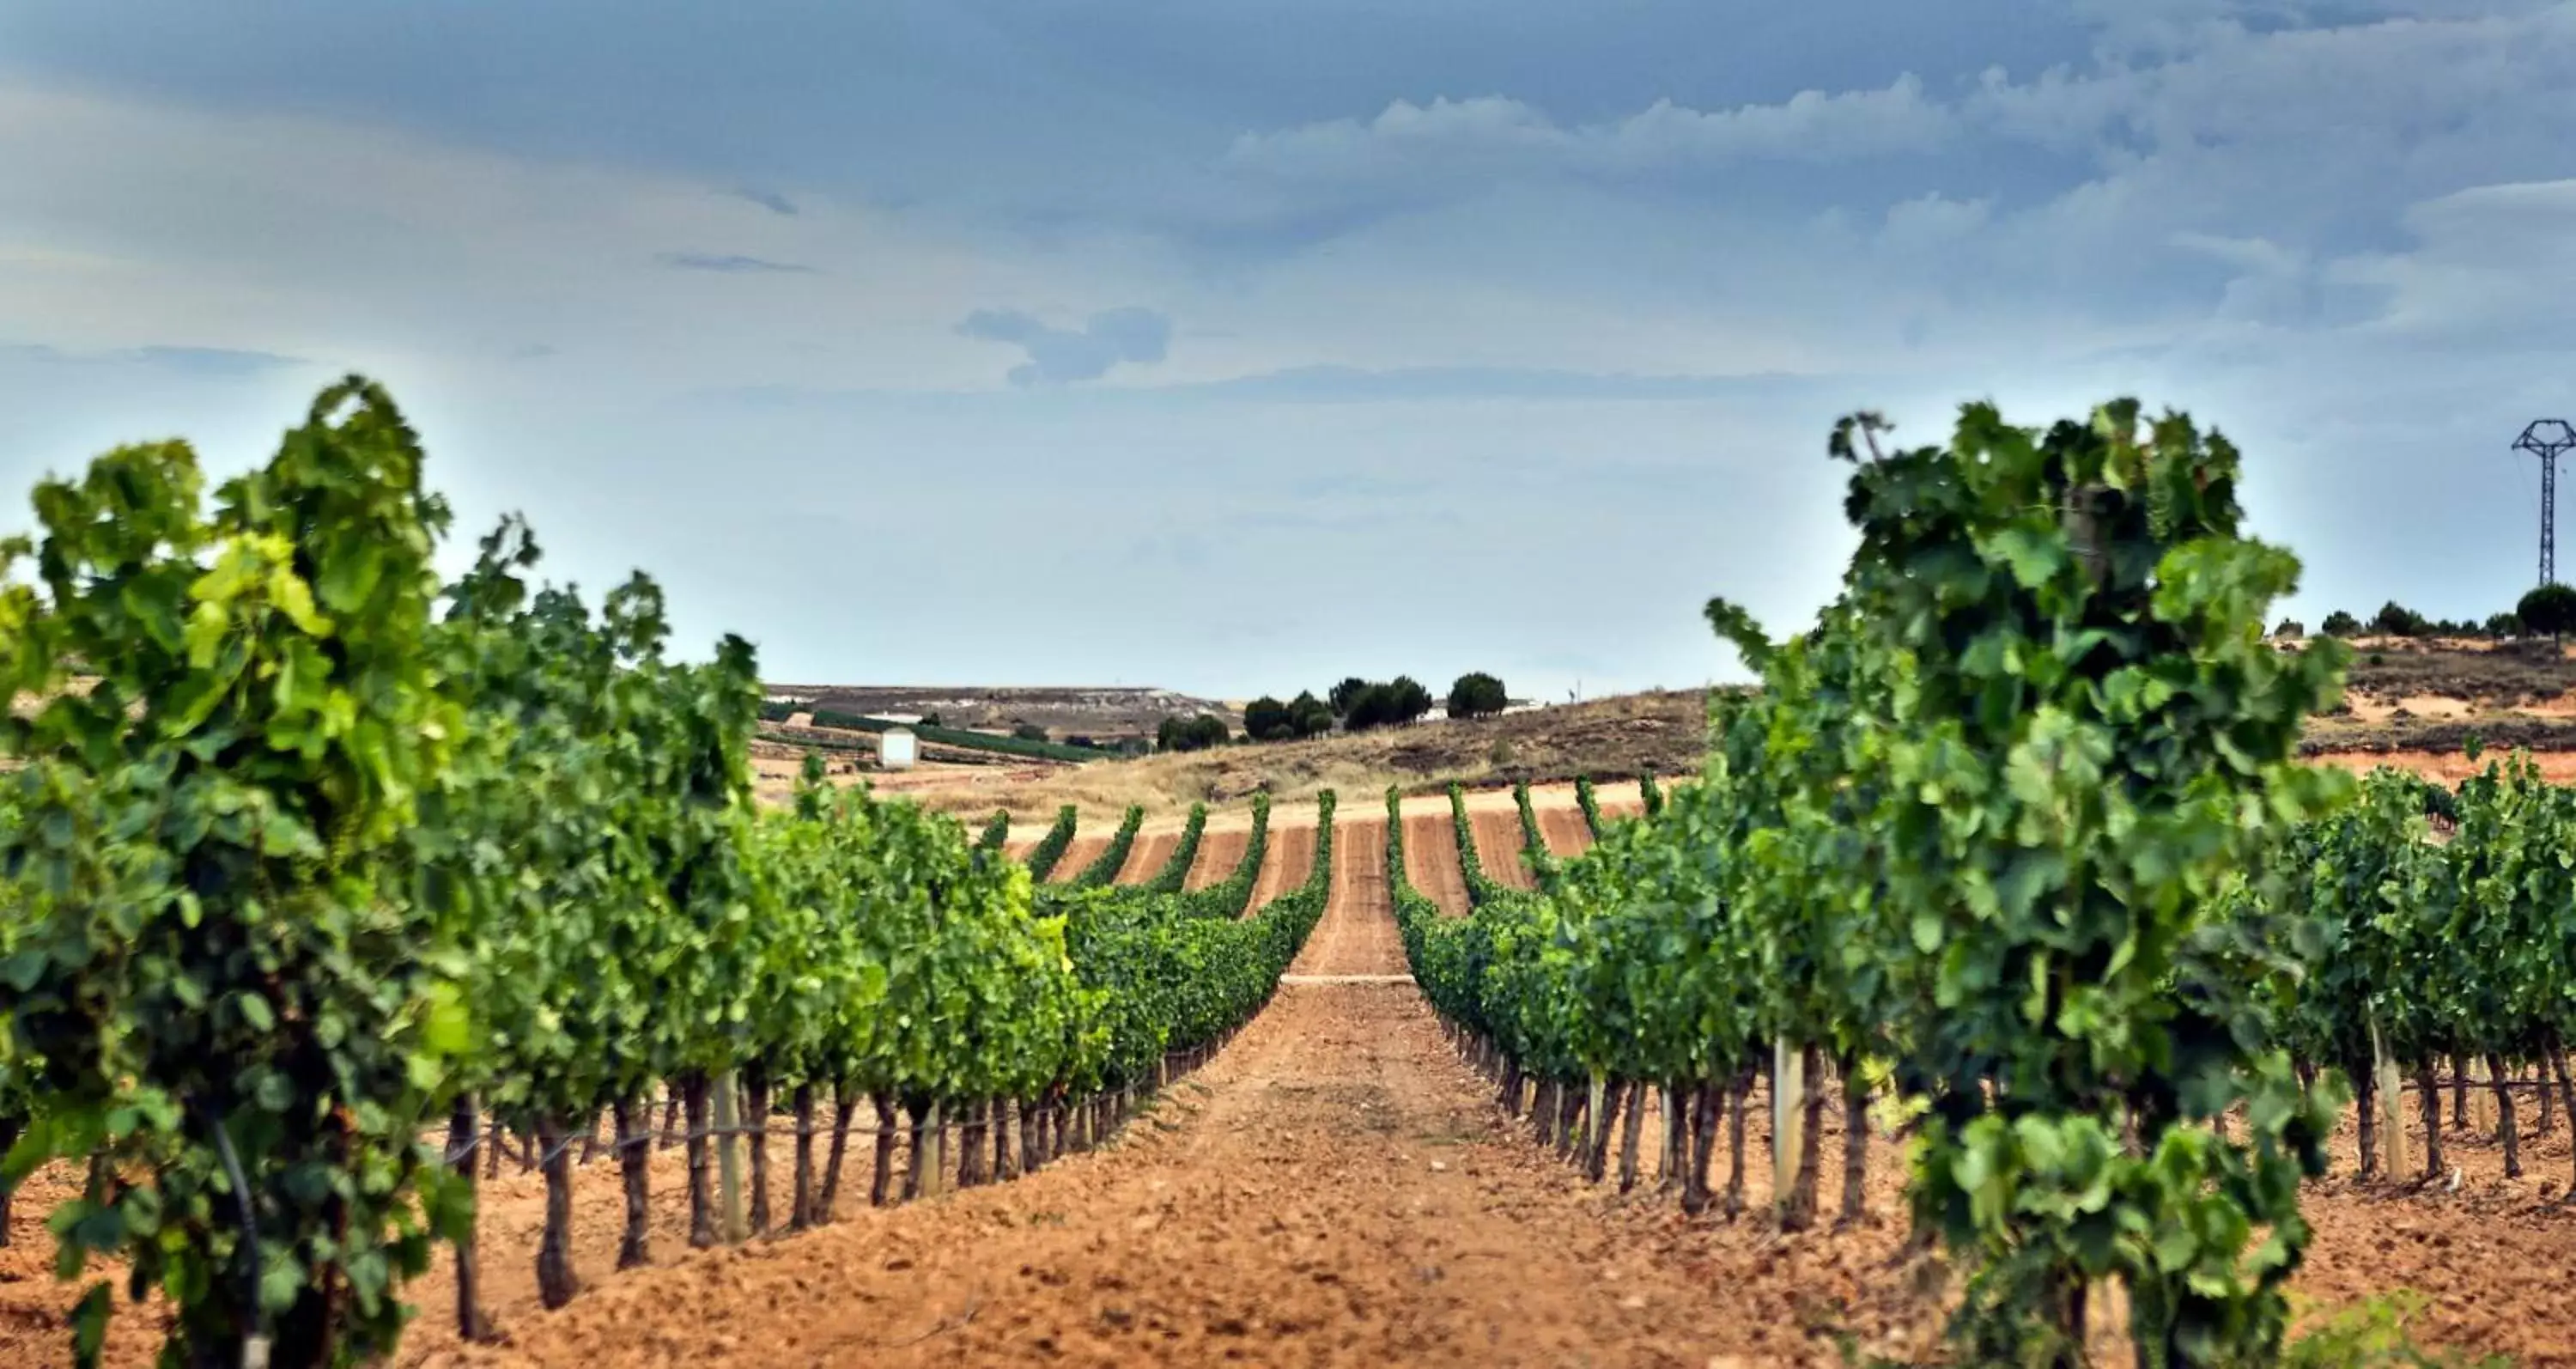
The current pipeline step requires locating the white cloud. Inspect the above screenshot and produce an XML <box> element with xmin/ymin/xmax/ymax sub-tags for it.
<box><xmin>1216</xmin><ymin>75</ymin><xmax>1958</xmax><ymax>194</ymax></box>
<box><xmin>0</xmin><ymin>83</ymin><xmax>1090</xmax><ymax>395</ymax></box>
<box><xmin>1595</xmin><ymin>76</ymin><xmax>1957</xmax><ymax>167</ymax></box>
<box><xmin>1882</xmin><ymin>192</ymin><xmax>1993</xmax><ymax>246</ymax></box>
<box><xmin>2326</xmin><ymin>179</ymin><xmax>2576</xmax><ymax>343</ymax></box>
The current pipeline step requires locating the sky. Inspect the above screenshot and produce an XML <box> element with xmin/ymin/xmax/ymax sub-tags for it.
<box><xmin>3</xmin><ymin>2</ymin><xmax>2573</xmax><ymax>700</ymax></box>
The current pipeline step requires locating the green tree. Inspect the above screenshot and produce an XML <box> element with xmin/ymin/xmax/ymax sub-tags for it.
<box><xmin>1288</xmin><ymin>691</ymin><xmax>1334</xmax><ymax>738</ymax></box>
<box><xmin>1328</xmin><ymin>677</ymin><xmax>1371</xmax><ymax>717</ymax></box>
<box><xmin>1386</xmin><ymin>676</ymin><xmax>1433</xmax><ymax>724</ymax></box>
<box><xmin>1346</xmin><ymin>678</ymin><xmax>1434</xmax><ymax>731</ymax></box>
<box><xmin>2322</xmin><ymin>610</ymin><xmax>2360</xmax><ymax>636</ymax></box>
<box><xmin>2516</xmin><ymin>583</ymin><xmax>2576</xmax><ymax>642</ymax></box>
<box><xmin>1156</xmin><ymin>714</ymin><xmax>1230</xmax><ymax>752</ymax></box>
<box><xmin>2371</xmin><ymin>600</ymin><xmax>2430</xmax><ymax>636</ymax></box>
<box><xmin>1011</xmin><ymin>721</ymin><xmax>1049</xmax><ymax>742</ymax></box>
<box><xmin>1242</xmin><ymin>696</ymin><xmax>1295</xmax><ymax>741</ymax></box>
<box><xmin>1446</xmin><ymin>672</ymin><xmax>1509</xmax><ymax>719</ymax></box>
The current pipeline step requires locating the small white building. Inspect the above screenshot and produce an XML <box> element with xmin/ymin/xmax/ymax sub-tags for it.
<box><xmin>879</xmin><ymin>727</ymin><xmax>918</xmax><ymax>770</ymax></box>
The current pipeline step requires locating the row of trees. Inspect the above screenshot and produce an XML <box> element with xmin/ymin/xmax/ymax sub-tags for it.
<box><xmin>2293</xmin><ymin>583</ymin><xmax>2576</xmax><ymax>642</ymax></box>
<box><xmin>1236</xmin><ymin>672</ymin><xmax>1509</xmax><ymax>745</ymax></box>
<box><xmin>1394</xmin><ymin>399</ymin><xmax>2352</xmax><ymax>1366</ymax></box>
<box><xmin>0</xmin><ymin>379</ymin><xmax>1339</xmax><ymax>1367</ymax></box>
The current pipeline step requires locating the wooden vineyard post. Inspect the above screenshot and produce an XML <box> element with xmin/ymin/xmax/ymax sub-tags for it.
<box><xmin>2372</xmin><ymin>1018</ymin><xmax>2408</xmax><ymax>1181</ymax></box>
<box><xmin>714</xmin><ymin>1072</ymin><xmax>746</xmax><ymax>1242</ymax></box>
<box><xmin>924</xmin><ymin>1100</ymin><xmax>946</xmax><ymax>1197</ymax></box>
<box><xmin>1586</xmin><ymin>1074</ymin><xmax>1608</xmax><ymax>1175</ymax></box>
<box><xmin>1772</xmin><ymin>1037</ymin><xmax>1804</xmax><ymax>1223</ymax></box>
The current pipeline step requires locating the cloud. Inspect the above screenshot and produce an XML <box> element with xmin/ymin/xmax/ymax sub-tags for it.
<box><xmin>1193</xmin><ymin>77</ymin><xmax>1959</xmax><ymax>239</ymax></box>
<box><xmin>2324</xmin><ymin>179</ymin><xmax>2576</xmax><ymax>344</ymax></box>
<box><xmin>957</xmin><ymin>306</ymin><xmax>1172</xmax><ymax>386</ymax></box>
<box><xmin>729</xmin><ymin>186</ymin><xmax>799</xmax><ymax>216</ymax></box>
<box><xmin>1222</xmin><ymin>77</ymin><xmax>1954</xmax><ymax>182</ymax></box>
<box><xmin>1168</xmin><ymin>364</ymin><xmax>1824</xmax><ymax>404</ymax></box>
<box><xmin>655</xmin><ymin>252</ymin><xmax>818</xmax><ymax>274</ymax></box>
<box><xmin>1</xmin><ymin>343</ymin><xmax>304</xmax><ymax>376</ymax></box>
<box><xmin>1222</xmin><ymin>507</ymin><xmax>1462</xmax><ymax>534</ymax></box>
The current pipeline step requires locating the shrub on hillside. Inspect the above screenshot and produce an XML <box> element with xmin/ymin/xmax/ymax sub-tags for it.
<box><xmin>1346</xmin><ymin>676</ymin><xmax>1433</xmax><ymax>732</ymax></box>
<box><xmin>1157</xmin><ymin>713</ymin><xmax>1231</xmax><ymax>752</ymax></box>
<box><xmin>1446</xmin><ymin>672</ymin><xmax>1508</xmax><ymax>719</ymax></box>
<box><xmin>2518</xmin><ymin>583</ymin><xmax>2576</xmax><ymax>642</ymax></box>
<box><xmin>1244</xmin><ymin>696</ymin><xmax>1295</xmax><ymax>741</ymax></box>
<box><xmin>2322</xmin><ymin>610</ymin><xmax>2361</xmax><ymax>636</ymax></box>
<box><xmin>1288</xmin><ymin>691</ymin><xmax>1334</xmax><ymax>737</ymax></box>
<box><xmin>2371</xmin><ymin>600</ymin><xmax>2432</xmax><ymax>637</ymax></box>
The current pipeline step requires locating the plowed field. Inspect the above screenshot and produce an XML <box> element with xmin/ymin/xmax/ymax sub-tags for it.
<box><xmin>1535</xmin><ymin>806</ymin><xmax>1590</xmax><ymax>860</ymax></box>
<box><xmin>1046</xmin><ymin>836</ymin><xmax>1111</xmax><ymax>884</ymax></box>
<box><xmin>1115</xmin><ymin>831</ymin><xmax>1177</xmax><ymax>885</ymax></box>
<box><xmin>1252</xmin><ymin>824</ymin><xmax>1317</xmax><ymax>914</ymax></box>
<box><xmin>1182</xmin><ymin>828</ymin><xmax>1246</xmax><ymax>893</ymax></box>
<box><xmin>1400</xmin><ymin>813</ymin><xmax>1470</xmax><ymax>917</ymax></box>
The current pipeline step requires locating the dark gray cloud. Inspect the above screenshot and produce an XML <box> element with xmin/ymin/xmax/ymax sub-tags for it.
<box><xmin>730</xmin><ymin>186</ymin><xmax>799</xmax><ymax>216</ymax></box>
<box><xmin>656</xmin><ymin>252</ymin><xmax>817</xmax><ymax>274</ymax></box>
<box><xmin>957</xmin><ymin>307</ymin><xmax>1172</xmax><ymax>386</ymax></box>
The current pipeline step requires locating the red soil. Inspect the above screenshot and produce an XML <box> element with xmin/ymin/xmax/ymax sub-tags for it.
<box><xmin>1115</xmin><ymin>831</ymin><xmax>1177</xmax><ymax>885</ymax></box>
<box><xmin>1182</xmin><ymin>829</ymin><xmax>1246</xmax><ymax>894</ymax></box>
<box><xmin>1467</xmin><ymin>810</ymin><xmax>1534</xmax><ymax>891</ymax></box>
<box><xmin>1401</xmin><ymin>812</ymin><xmax>1471</xmax><ymax>917</ymax></box>
<box><xmin>1046</xmin><ymin>836</ymin><xmax>1111</xmax><ymax>884</ymax></box>
<box><xmin>1251</xmin><ymin>824</ymin><xmax>1317</xmax><ymax>914</ymax></box>
<box><xmin>1538</xmin><ymin>807</ymin><xmax>1592</xmax><ymax>860</ymax></box>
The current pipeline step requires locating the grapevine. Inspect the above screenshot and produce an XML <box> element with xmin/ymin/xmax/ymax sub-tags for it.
<box><xmin>1023</xmin><ymin>805</ymin><xmax>1078</xmax><ymax>880</ymax></box>
<box><xmin>1069</xmin><ymin>804</ymin><xmax>1145</xmax><ymax>887</ymax></box>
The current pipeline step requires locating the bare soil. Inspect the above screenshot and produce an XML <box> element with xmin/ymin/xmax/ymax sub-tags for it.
<box><xmin>1046</xmin><ymin>837</ymin><xmax>1112</xmax><ymax>885</ymax></box>
<box><xmin>1400</xmin><ymin>813</ymin><xmax>1470</xmax><ymax>918</ymax></box>
<box><xmin>1115</xmin><ymin>832</ymin><xmax>1178</xmax><ymax>885</ymax></box>
<box><xmin>1465</xmin><ymin>810</ymin><xmax>1531</xmax><ymax>891</ymax></box>
<box><xmin>2310</xmin><ymin>749</ymin><xmax>2576</xmax><ymax>786</ymax></box>
<box><xmin>1536</xmin><ymin>807</ymin><xmax>1592</xmax><ymax>861</ymax></box>
<box><xmin>1249</xmin><ymin>824</ymin><xmax>1317</xmax><ymax>914</ymax></box>
<box><xmin>1183</xmin><ymin>829</ymin><xmax>1247</xmax><ymax>894</ymax></box>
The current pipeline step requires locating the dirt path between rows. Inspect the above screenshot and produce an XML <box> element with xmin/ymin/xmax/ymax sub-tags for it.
<box><xmin>1537</xmin><ymin>807</ymin><xmax>1592</xmax><ymax>861</ymax></box>
<box><xmin>1253</xmin><ymin>824</ymin><xmax>1318</xmax><ymax>913</ymax></box>
<box><xmin>1400</xmin><ymin>814</ymin><xmax>1471</xmax><ymax>917</ymax></box>
<box><xmin>1115</xmin><ymin>831</ymin><xmax>1177</xmax><ymax>885</ymax></box>
<box><xmin>1046</xmin><ymin>837</ymin><xmax>1111</xmax><ymax>884</ymax></box>
<box><xmin>1286</xmin><ymin>819</ymin><xmax>1399</xmax><ymax>980</ymax></box>
<box><xmin>1182</xmin><ymin>829</ymin><xmax>1245</xmax><ymax>892</ymax></box>
<box><xmin>1467</xmin><ymin>810</ymin><xmax>1533</xmax><ymax>890</ymax></box>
